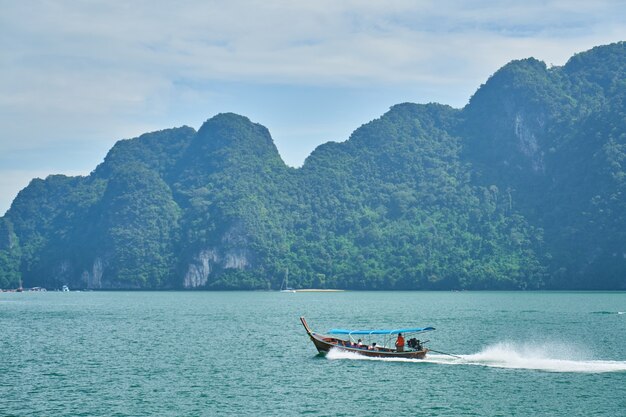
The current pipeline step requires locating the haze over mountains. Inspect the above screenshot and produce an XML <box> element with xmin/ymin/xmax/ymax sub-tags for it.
<box><xmin>1</xmin><ymin>42</ymin><xmax>625</xmax><ymax>290</ymax></box>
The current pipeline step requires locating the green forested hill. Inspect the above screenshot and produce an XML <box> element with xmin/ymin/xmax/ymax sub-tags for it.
<box><xmin>1</xmin><ymin>42</ymin><xmax>625</xmax><ymax>290</ymax></box>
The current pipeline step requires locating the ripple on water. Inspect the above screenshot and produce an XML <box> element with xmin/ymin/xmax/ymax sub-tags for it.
<box><xmin>1</xmin><ymin>291</ymin><xmax>625</xmax><ymax>417</ymax></box>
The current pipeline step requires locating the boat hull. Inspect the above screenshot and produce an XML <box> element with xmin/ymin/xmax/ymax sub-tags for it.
<box><xmin>301</xmin><ymin>317</ymin><xmax>428</xmax><ymax>359</ymax></box>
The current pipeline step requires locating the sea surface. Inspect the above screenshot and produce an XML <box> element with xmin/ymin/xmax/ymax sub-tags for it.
<box><xmin>1</xmin><ymin>291</ymin><xmax>625</xmax><ymax>416</ymax></box>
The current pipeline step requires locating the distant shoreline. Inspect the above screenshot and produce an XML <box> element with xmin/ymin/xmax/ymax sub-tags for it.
<box><xmin>3</xmin><ymin>288</ymin><xmax>626</xmax><ymax>293</ymax></box>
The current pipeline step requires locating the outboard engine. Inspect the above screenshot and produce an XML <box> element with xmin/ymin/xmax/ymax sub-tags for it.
<box><xmin>407</xmin><ymin>338</ymin><xmax>422</xmax><ymax>350</ymax></box>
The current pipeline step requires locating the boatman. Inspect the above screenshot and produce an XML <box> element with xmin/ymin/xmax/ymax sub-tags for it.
<box><xmin>395</xmin><ymin>333</ymin><xmax>405</xmax><ymax>352</ymax></box>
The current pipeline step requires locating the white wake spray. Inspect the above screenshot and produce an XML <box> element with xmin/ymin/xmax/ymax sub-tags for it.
<box><xmin>326</xmin><ymin>342</ymin><xmax>626</xmax><ymax>373</ymax></box>
<box><xmin>453</xmin><ymin>341</ymin><xmax>626</xmax><ymax>373</ymax></box>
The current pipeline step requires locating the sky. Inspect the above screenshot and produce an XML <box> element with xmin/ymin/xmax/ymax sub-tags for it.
<box><xmin>1</xmin><ymin>0</ymin><xmax>626</xmax><ymax>215</ymax></box>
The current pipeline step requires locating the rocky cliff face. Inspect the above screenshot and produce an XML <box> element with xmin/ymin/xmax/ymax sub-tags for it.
<box><xmin>184</xmin><ymin>249</ymin><xmax>218</xmax><ymax>288</ymax></box>
<box><xmin>81</xmin><ymin>257</ymin><xmax>104</xmax><ymax>289</ymax></box>
<box><xmin>182</xmin><ymin>223</ymin><xmax>255</xmax><ymax>288</ymax></box>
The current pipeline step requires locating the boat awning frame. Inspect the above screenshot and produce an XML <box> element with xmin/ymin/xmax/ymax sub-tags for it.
<box><xmin>327</xmin><ymin>326</ymin><xmax>435</xmax><ymax>335</ymax></box>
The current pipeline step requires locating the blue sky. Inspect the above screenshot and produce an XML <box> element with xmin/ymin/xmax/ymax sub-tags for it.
<box><xmin>1</xmin><ymin>0</ymin><xmax>626</xmax><ymax>215</ymax></box>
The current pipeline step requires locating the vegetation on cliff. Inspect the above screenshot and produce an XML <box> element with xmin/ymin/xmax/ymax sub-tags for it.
<box><xmin>1</xmin><ymin>42</ymin><xmax>625</xmax><ymax>290</ymax></box>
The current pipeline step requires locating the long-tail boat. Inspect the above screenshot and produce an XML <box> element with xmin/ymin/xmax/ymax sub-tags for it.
<box><xmin>300</xmin><ymin>317</ymin><xmax>435</xmax><ymax>359</ymax></box>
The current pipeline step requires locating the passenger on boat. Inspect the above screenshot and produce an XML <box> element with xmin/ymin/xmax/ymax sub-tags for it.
<box><xmin>357</xmin><ymin>339</ymin><xmax>363</xmax><ymax>347</ymax></box>
<box><xmin>369</xmin><ymin>343</ymin><xmax>378</xmax><ymax>351</ymax></box>
<box><xmin>395</xmin><ymin>333</ymin><xmax>405</xmax><ymax>352</ymax></box>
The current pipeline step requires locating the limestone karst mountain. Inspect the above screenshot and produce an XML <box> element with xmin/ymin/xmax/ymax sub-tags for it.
<box><xmin>1</xmin><ymin>42</ymin><xmax>625</xmax><ymax>290</ymax></box>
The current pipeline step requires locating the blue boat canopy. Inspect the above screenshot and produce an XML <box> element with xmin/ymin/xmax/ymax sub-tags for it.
<box><xmin>327</xmin><ymin>326</ymin><xmax>435</xmax><ymax>335</ymax></box>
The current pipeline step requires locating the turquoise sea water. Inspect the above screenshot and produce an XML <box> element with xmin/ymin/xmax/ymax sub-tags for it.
<box><xmin>1</xmin><ymin>291</ymin><xmax>625</xmax><ymax>416</ymax></box>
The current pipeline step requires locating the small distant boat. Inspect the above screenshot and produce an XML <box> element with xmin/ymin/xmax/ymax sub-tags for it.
<box><xmin>300</xmin><ymin>317</ymin><xmax>435</xmax><ymax>359</ymax></box>
<box><xmin>280</xmin><ymin>269</ymin><xmax>295</xmax><ymax>293</ymax></box>
<box><xmin>61</xmin><ymin>285</ymin><xmax>70</xmax><ymax>292</ymax></box>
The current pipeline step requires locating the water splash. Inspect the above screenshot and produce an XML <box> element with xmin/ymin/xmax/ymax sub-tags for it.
<box><xmin>326</xmin><ymin>342</ymin><xmax>626</xmax><ymax>373</ymax></box>
<box><xmin>452</xmin><ymin>341</ymin><xmax>626</xmax><ymax>373</ymax></box>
